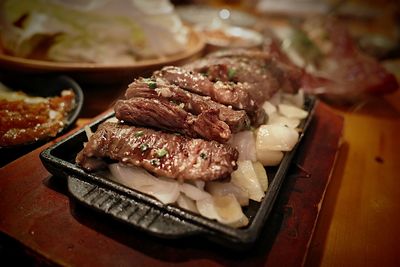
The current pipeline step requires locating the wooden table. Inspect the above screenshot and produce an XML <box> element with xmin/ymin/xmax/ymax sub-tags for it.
<box><xmin>306</xmin><ymin>90</ymin><xmax>400</xmax><ymax>266</ymax></box>
<box><xmin>1</xmin><ymin>86</ymin><xmax>400</xmax><ymax>266</ymax></box>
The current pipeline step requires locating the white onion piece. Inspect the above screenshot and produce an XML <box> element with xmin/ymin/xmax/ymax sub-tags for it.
<box><xmin>229</xmin><ymin>130</ymin><xmax>257</xmax><ymax>162</ymax></box>
<box><xmin>282</xmin><ymin>90</ymin><xmax>304</xmax><ymax>108</ymax></box>
<box><xmin>278</xmin><ymin>104</ymin><xmax>308</xmax><ymax>119</ymax></box>
<box><xmin>231</xmin><ymin>160</ymin><xmax>264</xmax><ymax>202</ymax></box>
<box><xmin>177</xmin><ymin>194</ymin><xmax>198</xmax><ymax>213</ymax></box>
<box><xmin>108</xmin><ymin>164</ymin><xmax>180</xmax><ymax>204</ymax></box>
<box><xmin>269</xmin><ymin>90</ymin><xmax>282</xmax><ymax>106</ymax></box>
<box><xmin>196</xmin><ymin>195</ymin><xmax>249</xmax><ymax>227</ymax></box>
<box><xmin>109</xmin><ymin>164</ymin><xmax>153</xmax><ymax>188</ymax></box>
<box><xmin>180</xmin><ymin>183</ymin><xmax>211</xmax><ymax>201</ymax></box>
<box><xmin>213</xmin><ymin>194</ymin><xmax>249</xmax><ymax>227</ymax></box>
<box><xmin>205</xmin><ymin>181</ymin><xmax>249</xmax><ymax>206</ymax></box>
<box><xmin>196</xmin><ymin>196</ymin><xmax>220</xmax><ymax>220</ymax></box>
<box><xmin>192</xmin><ymin>180</ymin><xmax>205</xmax><ymax>190</ymax></box>
<box><xmin>262</xmin><ymin>101</ymin><xmax>277</xmax><ymax>116</ymax></box>
<box><xmin>252</xmin><ymin>161</ymin><xmax>268</xmax><ymax>191</ymax></box>
<box><xmin>256</xmin><ymin>125</ymin><xmax>299</xmax><ymax>151</ymax></box>
<box><xmin>139</xmin><ymin>182</ymin><xmax>180</xmax><ymax>204</ymax></box>
<box><xmin>256</xmin><ymin>148</ymin><xmax>284</xmax><ymax>166</ymax></box>
<box><xmin>268</xmin><ymin>112</ymin><xmax>300</xmax><ymax>129</ymax></box>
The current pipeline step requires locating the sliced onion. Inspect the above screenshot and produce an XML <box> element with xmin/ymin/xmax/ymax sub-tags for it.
<box><xmin>177</xmin><ymin>194</ymin><xmax>198</xmax><ymax>213</ymax></box>
<box><xmin>231</xmin><ymin>160</ymin><xmax>264</xmax><ymax>202</ymax></box>
<box><xmin>229</xmin><ymin>130</ymin><xmax>257</xmax><ymax>162</ymax></box>
<box><xmin>109</xmin><ymin>164</ymin><xmax>154</xmax><ymax>188</ymax></box>
<box><xmin>196</xmin><ymin>195</ymin><xmax>249</xmax><ymax>227</ymax></box>
<box><xmin>139</xmin><ymin>181</ymin><xmax>180</xmax><ymax>204</ymax></box>
<box><xmin>268</xmin><ymin>112</ymin><xmax>300</xmax><ymax>128</ymax></box>
<box><xmin>196</xmin><ymin>196</ymin><xmax>219</xmax><ymax>220</ymax></box>
<box><xmin>269</xmin><ymin>90</ymin><xmax>282</xmax><ymax>106</ymax></box>
<box><xmin>205</xmin><ymin>181</ymin><xmax>249</xmax><ymax>206</ymax></box>
<box><xmin>282</xmin><ymin>90</ymin><xmax>305</xmax><ymax>108</ymax></box>
<box><xmin>262</xmin><ymin>101</ymin><xmax>277</xmax><ymax>116</ymax></box>
<box><xmin>256</xmin><ymin>124</ymin><xmax>299</xmax><ymax>151</ymax></box>
<box><xmin>256</xmin><ymin>148</ymin><xmax>284</xmax><ymax>166</ymax></box>
<box><xmin>278</xmin><ymin>104</ymin><xmax>308</xmax><ymax>119</ymax></box>
<box><xmin>252</xmin><ymin>161</ymin><xmax>268</xmax><ymax>191</ymax></box>
<box><xmin>180</xmin><ymin>183</ymin><xmax>211</xmax><ymax>201</ymax></box>
<box><xmin>108</xmin><ymin>164</ymin><xmax>180</xmax><ymax>204</ymax></box>
<box><xmin>193</xmin><ymin>180</ymin><xmax>205</xmax><ymax>190</ymax></box>
<box><xmin>213</xmin><ymin>194</ymin><xmax>248</xmax><ymax>227</ymax></box>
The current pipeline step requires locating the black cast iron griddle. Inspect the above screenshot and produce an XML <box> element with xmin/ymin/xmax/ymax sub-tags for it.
<box><xmin>40</xmin><ymin>97</ymin><xmax>316</xmax><ymax>250</ymax></box>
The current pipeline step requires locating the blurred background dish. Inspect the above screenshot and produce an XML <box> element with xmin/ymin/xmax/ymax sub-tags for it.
<box><xmin>0</xmin><ymin>0</ymin><xmax>205</xmax><ymax>84</ymax></box>
<box><xmin>176</xmin><ymin>4</ymin><xmax>258</xmax><ymax>28</ymax></box>
<box><xmin>0</xmin><ymin>28</ymin><xmax>204</xmax><ymax>84</ymax></box>
<box><xmin>0</xmin><ymin>75</ymin><xmax>83</xmax><ymax>166</ymax></box>
<box><xmin>176</xmin><ymin>4</ymin><xmax>262</xmax><ymax>51</ymax></box>
<box><xmin>199</xmin><ymin>25</ymin><xmax>263</xmax><ymax>51</ymax></box>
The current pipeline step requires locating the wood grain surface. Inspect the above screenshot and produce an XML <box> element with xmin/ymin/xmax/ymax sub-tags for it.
<box><xmin>306</xmin><ymin>91</ymin><xmax>400</xmax><ymax>267</ymax></box>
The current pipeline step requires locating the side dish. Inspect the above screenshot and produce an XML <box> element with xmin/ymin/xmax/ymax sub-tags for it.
<box><xmin>0</xmin><ymin>82</ymin><xmax>76</xmax><ymax>147</ymax></box>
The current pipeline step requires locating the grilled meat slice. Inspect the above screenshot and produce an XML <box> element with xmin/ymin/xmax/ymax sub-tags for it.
<box><xmin>125</xmin><ymin>78</ymin><xmax>251</xmax><ymax>132</ymax></box>
<box><xmin>154</xmin><ymin>66</ymin><xmax>266</xmax><ymax>126</ymax></box>
<box><xmin>114</xmin><ymin>97</ymin><xmax>231</xmax><ymax>143</ymax></box>
<box><xmin>205</xmin><ymin>48</ymin><xmax>304</xmax><ymax>96</ymax></box>
<box><xmin>76</xmin><ymin>122</ymin><xmax>238</xmax><ymax>181</ymax></box>
<box><xmin>186</xmin><ymin>55</ymin><xmax>282</xmax><ymax>101</ymax></box>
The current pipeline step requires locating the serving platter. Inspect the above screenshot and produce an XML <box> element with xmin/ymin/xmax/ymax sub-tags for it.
<box><xmin>0</xmin><ymin>75</ymin><xmax>83</xmax><ymax>167</ymax></box>
<box><xmin>40</xmin><ymin>96</ymin><xmax>316</xmax><ymax>249</ymax></box>
<box><xmin>0</xmin><ymin>29</ymin><xmax>205</xmax><ymax>84</ymax></box>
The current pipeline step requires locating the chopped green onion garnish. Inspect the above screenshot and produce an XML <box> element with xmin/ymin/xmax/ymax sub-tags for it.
<box><xmin>155</xmin><ymin>148</ymin><xmax>168</xmax><ymax>158</ymax></box>
<box><xmin>143</xmin><ymin>78</ymin><xmax>157</xmax><ymax>89</ymax></box>
<box><xmin>148</xmin><ymin>82</ymin><xmax>157</xmax><ymax>89</ymax></box>
<box><xmin>134</xmin><ymin>130</ymin><xmax>144</xmax><ymax>137</ymax></box>
<box><xmin>227</xmin><ymin>68</ymin><xmax>236</xmax><ymax>80</ymax></box>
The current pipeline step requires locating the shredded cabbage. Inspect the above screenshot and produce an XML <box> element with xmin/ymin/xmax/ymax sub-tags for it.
<box><xmin>0</xmin><ymin>0</ymin><xmax>188</xmax><ymax>63</ymax></box>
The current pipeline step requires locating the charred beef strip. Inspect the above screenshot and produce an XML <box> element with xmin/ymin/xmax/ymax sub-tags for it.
<box><xmin>76</xmin><ymin>122</ymin><xmax>238</xmax><ymax>181</ymax></box>
<box><xmin>204</xmin><ymin>48</ymin><xmax>303</xmax><ymax>95</ymax></box>
<box><xmin>187</xmin><ymin>55</ymin><xmax>283</xmax><ymax>101</ymax></box>
<box><xmin>114</xmin><ymin>97</ymin><xmax>231</xmax><ymax>143</ymax></box>
<box><xmin>153</xmin><ymin>66</ymin><xmax>265</xmax><ymax>125</ymax></box>
<box><xmin>125</xmin><ymin>78</ymin><xmax>251</xmax><ymax>132</ymax></box>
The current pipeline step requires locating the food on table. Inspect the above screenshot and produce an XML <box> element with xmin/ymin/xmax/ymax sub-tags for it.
<box><xmin>274</xmin><ymin>16</ymin><xmax>399</xmax><ymax>103</ymax></box>
<box><xmin>154</xmin><ymin>65</ymin><xmax>262</xmax><ymax>122</ymax></box>
<box><xmin>0</xmin><ymin>0</ymin><xmax>188</xmax><ymax>64</ymax></box>
<box><xmin>114</xmin><ymin>96</ymin><xmax>232</xmax><ymax>143</ymax></box>
<box><xmin>76</xmin><ymin>122</ymin><xmax>238</xmax><ymax>181</ymax></box>
<box><xmin>124</xmin><ymin>77</ymin><xmax>251</xmax><ymax>133</ymax></box>
<box><xmin>200</xmin><ymin>26</ymin><xmax>263</xmax><ymax>49</ymax></box>
<box><xmin>0</xmin><ymin>83</ymin><xmax>75</xmax><ymax>147</ymax></box>
<box><xmin>76</xmin><ymin>48</ymin><xmax>310</xmax><ymax>227</ymax></box>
